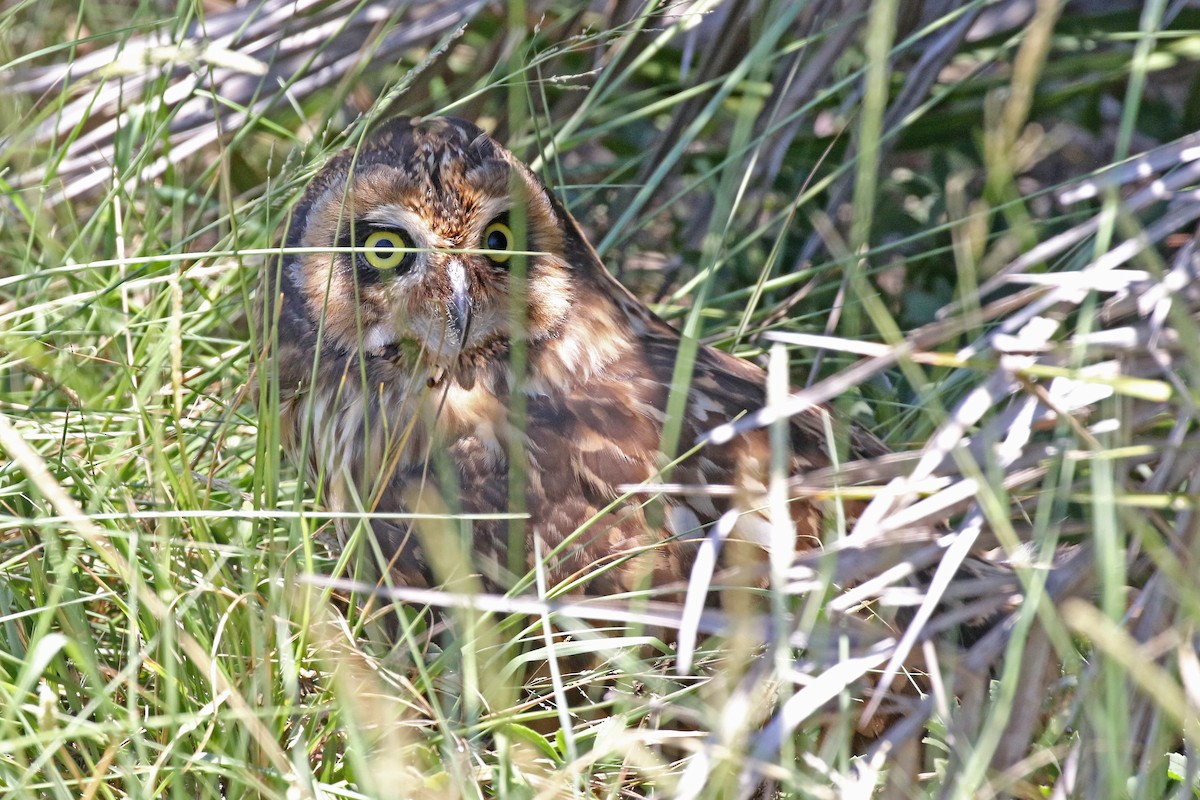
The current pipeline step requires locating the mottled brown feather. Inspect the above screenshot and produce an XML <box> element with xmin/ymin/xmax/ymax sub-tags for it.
<box><xmin>262</xmin><ymin>116</ymin><xmax>887</xmax><ymax>597</ymax></box>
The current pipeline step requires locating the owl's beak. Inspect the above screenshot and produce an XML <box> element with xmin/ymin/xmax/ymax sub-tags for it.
<box><xmin>446</xmin><ymin>288</ymin><xmax>471</xmax><ymax>345</ymax></box>
<box><xmin>445</xmin><ymin>258</ymin><xmax>472</xmax><ymax>346</ymax></box>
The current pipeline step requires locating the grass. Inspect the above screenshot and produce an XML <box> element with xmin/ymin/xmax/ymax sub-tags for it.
<box><xmin>2</xmin><ymin>0</ymin><xmax>1200</xmax><ymax>797</ymax></box>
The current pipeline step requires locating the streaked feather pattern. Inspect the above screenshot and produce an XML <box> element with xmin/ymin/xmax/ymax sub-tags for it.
<box><xmin>264</xmin><ymin>116</ymin><xmax>888</xmax><ymax>597</ymax></box>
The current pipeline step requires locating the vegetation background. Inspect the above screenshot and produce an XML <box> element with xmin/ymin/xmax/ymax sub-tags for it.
<box><xmin>2</xmin><ymin>0</ymin><xmax>1199</xmax><ymax>797</ymax></box>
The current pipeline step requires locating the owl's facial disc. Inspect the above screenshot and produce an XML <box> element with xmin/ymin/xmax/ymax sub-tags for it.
<box><xmin>292</xmin><ymin>119</ymin><xmax>578</xmax><ymax>371</ymax></box>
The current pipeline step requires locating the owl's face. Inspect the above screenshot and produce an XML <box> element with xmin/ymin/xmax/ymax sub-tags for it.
<box><xmin>280</xmin><ymin>117</ymin><xmax>577</xmax><ymax>372</ymax></box>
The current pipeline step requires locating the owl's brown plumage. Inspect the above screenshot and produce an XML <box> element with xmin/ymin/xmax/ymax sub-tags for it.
<box><xmin>265</xmin><ymin>116</ymin><xmax>887</xmax><ymax>597</ymax></box>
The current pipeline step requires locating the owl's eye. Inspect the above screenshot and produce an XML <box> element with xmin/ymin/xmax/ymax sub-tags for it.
<box><xmin>482</xmin><ymin>221</ymin><xmax>514</xmax><ymax>264</ymax></box>
<box><xmin>361</xmin><ymin>228</ymin><xmax>412</xmax><ymax>270</ymax></box>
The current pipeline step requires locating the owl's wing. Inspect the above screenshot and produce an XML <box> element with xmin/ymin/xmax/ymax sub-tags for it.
<box><xmin>501</xmin><ymin>320</ymin><xmax>887</xmax><ymax>595</ymax></box>
<box><xmin>644</xmin><ymin>324</ymin><xmax>886</xmax><ymax>548</ymax></box>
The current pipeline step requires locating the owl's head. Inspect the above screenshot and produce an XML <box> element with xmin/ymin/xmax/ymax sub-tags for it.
<box><xmin>274</xmin><ymin>117</ymin><xmax>599</xmax><ymax>377</ymax></box>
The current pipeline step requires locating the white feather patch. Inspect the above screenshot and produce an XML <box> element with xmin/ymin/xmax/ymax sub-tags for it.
<box><xmin>447</xmin><ymin>258</ymin><xmax>467</xmax><ymax>299</ymax></box>
<box><xmin>363</xmin><ymin>324</ymin><xmax>395</xmax><ymax>352</ymax></box>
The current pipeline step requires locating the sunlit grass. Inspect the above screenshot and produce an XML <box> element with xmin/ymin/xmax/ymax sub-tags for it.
<box><xmin>2</xmin><ymin>0</ymin><xmax>1200</xmax><ymax>797</ymax></box>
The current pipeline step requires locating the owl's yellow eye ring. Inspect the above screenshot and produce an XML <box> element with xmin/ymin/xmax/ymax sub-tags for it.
<box><xmin>482</xmin><ymin>221</ymin><xmax>513</xmax><ymax>264</ymax></box>
<box><xmin>362</xmin><ymin>229</ymin><xmax>411</xmax><ymax>270</ymax></box>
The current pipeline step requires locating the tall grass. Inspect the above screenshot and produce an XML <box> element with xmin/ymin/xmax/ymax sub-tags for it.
<box><xmin>2</xmin><ymin>0</ymin><xmax>1199</xmax><ymax>797</ymax></box>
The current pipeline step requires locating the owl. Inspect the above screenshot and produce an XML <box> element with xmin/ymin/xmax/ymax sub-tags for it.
<box><xmin>263</xmin><ymin>116</ymin><xmax>889</xmax><ymax>598</ymax></box>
